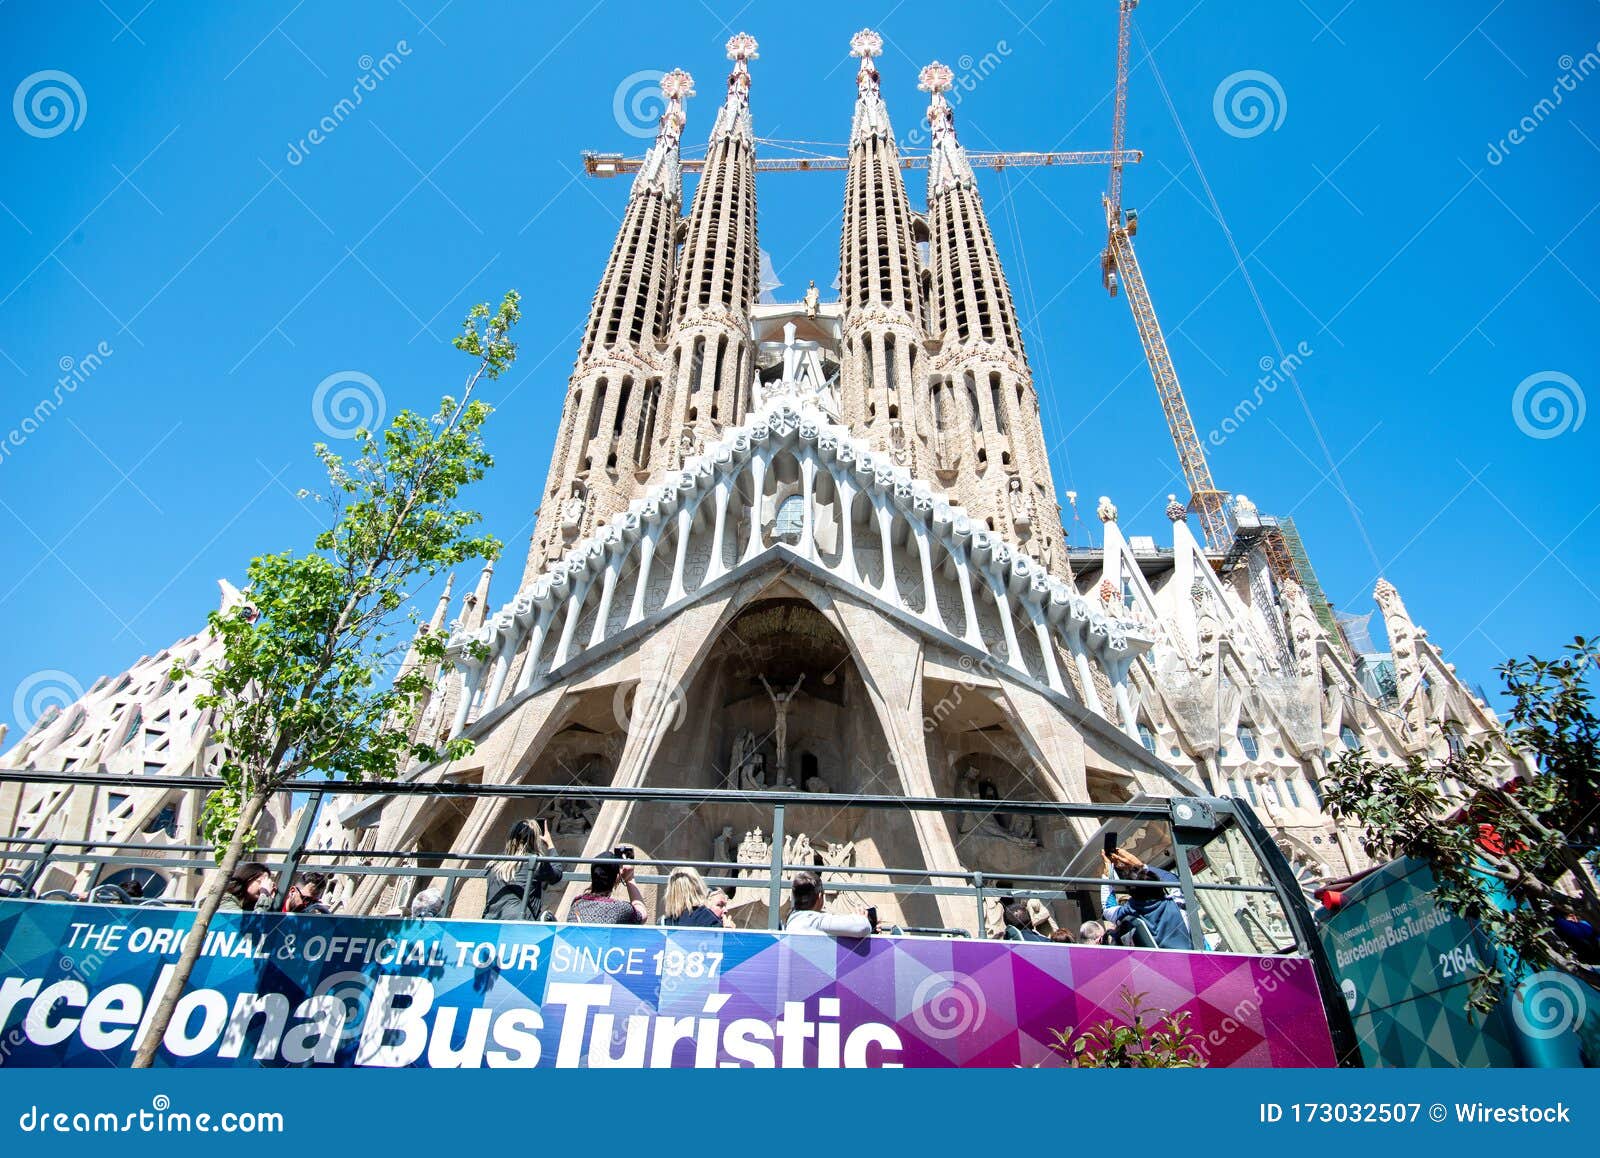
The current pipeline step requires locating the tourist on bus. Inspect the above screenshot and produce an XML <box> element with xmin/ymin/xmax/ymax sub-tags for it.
<box><xmin>784</xmin><ymin>871</ymin><xmax>878</xmax><ymax>936</ymax></box>
<box><xmin>1001</xmin><ymin>902</ymin><xmax>1052</xmax><ymax>942</ymax></box>
<box><xmin>217</xmin><ymin>862</ymin><xmax>274</xmax><ymax>912</ymax></box>
<box><xmin>409</xmin><ymin>888</ymin><xmax>445</xmax><ymax>920</ymax></box>
<box><xmin>484</xmin><ymin>819</ymin><xmax>563</xmax><ymax>922</ymax></box>
<box><xmin>661</xmin><ymin>866</ymin><xmax>723</xmax><ymax>927</ymax></box>
<box><xmin>1076</xmin><ymin>919</ymin><xmax>1110</xmax><ymax>946</ymax></box>
<box><xmin>283</xmin><ymin>871</ymin><xmax>332</xmax><ymax>914</ymax></box>
<box><xmin>569</xmin><ymin>848</ymin><xmax>648</xmax><ymax>924</ymax></box>
<box><xmin>1101</xmin><ymin>848</ymin><xmax>1191</xmax><ymax>950</ymax></box>
<box><xmin>705</xmin><ymin>888</ymin><xmax>732</xmax><ymax>926</ymax></box>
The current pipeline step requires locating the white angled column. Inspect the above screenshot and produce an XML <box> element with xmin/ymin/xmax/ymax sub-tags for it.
<box><xmin>588</xmin><ymin>558</ymin><xmax>621</xmax><ymax>647</ymax></box>
<box><xmin>483</xmin><ymin>637</ymin><xmax>513</xmax><ymax>710</ymax></box>
<box><xmin>1029</xmin><ymin>607</ymin><xmax>1065</xmax><ymax>693</ymax></box>
<box><xmin>875</xmin><ymin>498</ymin><xmax>899</xmax><ymax>606</ymax></box>
<box><xmin>952</xmin><ymin>548</ymin><xmax>984</xmax><ymax>648</ymax></box>
<box><xmin>989</xmin><ymin>579</ymin><xmax>1021</xmax><ymax>669</ymax></box>
<box><xmin>741</xmin><ymin>454</ymin><xmax>768</xmax><ymax>564</ymax></box>
<box><xmin>799</xmin><ymin>455</ymin><xmax>817</xmax><ymax>560</ymax></box>
<box><xmin>911</xmin><ymin>519</ymin><xmax>946</xmax><ymax>633</ymax></box>
<box><xmin>550</xmin><ymin>577</ymin><xmax>592</xmax><ymax>668</ymax></box>
<box><xmin>513</xmin><ymin>609</ymin><xmax>553</xmax><ymax>695</ymax></box>
<box><xmin>836</xmin><ymin>474</ymin><xmax>858</xmax><ymax>583</ymax></box>
<box><xmin>706</xmin><ymin>478</ymin><xmax>731</xmax><ymax>580</ymax></box>
<box><xmin>627</xmin><ymin>532</ymin><xmax>658</xmax><ymax>627</ymax></box>
<box><xmin>665</xmin><ymin>504</ymin><xmax>693</xmax><ymax>604</ymax></box>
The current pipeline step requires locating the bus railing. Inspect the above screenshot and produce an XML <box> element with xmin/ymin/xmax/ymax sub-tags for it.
<box><xmin>0</xmin><ymin>767</ymin><xmax>1295</xmax><ymax>949</ymax></box>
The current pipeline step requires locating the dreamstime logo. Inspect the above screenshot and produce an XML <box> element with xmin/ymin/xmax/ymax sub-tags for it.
<box><xmin>1208</xmin><ymin>340</ymin><xmax>1313</xmax><ymax>447</ymax></box>
<box><xmin>312</xmin><ymin>370</ymin><xmax>385</xmax><ymax>439</ymax></box>
<box><xmin>901</xmin><ymin>41</ymin><xmax>1012</xmax><ymax>150</ymax></box>
<box><xmin>285</xmin><ymin>41</ymin><xmax>411</xmax><ymax>165</ymax></box>
<box><xmin>1212</xmin><ymin>70</ymin><xmax>1287</xmax><ymax>139</ymax></box>
<box><xmin>909</xmin><ymin>972</ymin><xmax>987</xmax><ymax>1040</ymax></box>
<box><xmin>1511</xmin><ymin>970</ymin><xmax>1589</xmax><ymax>1040</ymax></box>
<box><xmin>313</xmin><ymin>971</ymin><xmax>376</xmax><ymax>1044</ymax></box>
<box><xmin>1487</xmin><ymin>42</ymin><xmax>1600</xmax><ymax>165</ymax></box>
<box><xmin>613</xmin><ymin>70</ymin><xmax>669</xmax><ymax>139</ymax></box>
<box><xmin>1512</xmin><ymin>371</ymin><xmax>1585</xmax><ymax>439</ymax></box>
<box><xmin>610</xmin><ymin>675</ymin><xmax>686</xmax><ymax>734</ymax></box>
<box><xmin>13</xmin><ymin>69</ymin><xmax>87</xmax><ymax>138</ymax></box>
<box><xmin>13</xmin><ymin>669</ymin><xmax>83</xmax><ymax>731</ymax></box>
<box><xmin>1</xmin><ymin>339</ymin><xmax>113</xmax><ymax>466</ymax></box>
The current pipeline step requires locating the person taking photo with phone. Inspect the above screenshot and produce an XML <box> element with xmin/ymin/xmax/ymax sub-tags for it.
<box><xmin>569</xmin><ymin>847</ymin><xmax>648</xmax><ymax>924</ymax></box>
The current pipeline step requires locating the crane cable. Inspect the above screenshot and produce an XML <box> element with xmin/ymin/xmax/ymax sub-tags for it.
<box><xmin>1133</xmin><ymin>21</ymin><xmax>1383</xmax><ymax>577</ymax></box>
<box><xmin>998</xmin><ymin>168</ymin><xmax>1082</xmax><ymax>520</ymax></box>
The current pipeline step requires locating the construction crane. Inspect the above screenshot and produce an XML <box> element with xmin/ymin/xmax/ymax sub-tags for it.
<box><xmin>1096</xmin><ymin>2</ymin><xmax>1311</xmax><ymax>602</ymax></box>
<box><xmin>583</xmin><ymin>147</ymin><xmax>1142</xmax><ymax>178</ymax></box>
<box><xmin>1098</xmin><ymin>0</ymin><xmax>1231</xmax><ymax>551</ymax></box>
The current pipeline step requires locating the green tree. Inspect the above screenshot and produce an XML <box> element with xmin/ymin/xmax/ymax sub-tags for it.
<box><xmin>1324</xmin><ymin>636</ymin><xmax>1600</xmax><ymax>1014</ymax></box>
<box><xmin>131</xmin><ymin>292</ymin><xmax>521</xmax><ymax>1068</ymax></box>
<box><xmin>1051</xmin><ymin>987</ymin><xmax>1207</xmax><ymax>1068</ymax></box>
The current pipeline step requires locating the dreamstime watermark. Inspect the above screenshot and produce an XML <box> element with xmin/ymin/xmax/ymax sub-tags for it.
<box><xmin>1487</xmin><ymin>42</ymin><xmax>1600</xmax><ymax>165</ymax></box>
<box><xmin>312</xmin><ymin>370</ymin><xmax>386</xmax><ymax>439</ymax></box>
<box><xmin>1511</xmin><ymin>370</ymin><xmax>1585</xmax><ymax>439</ymax></box>
<box><xmin>285</xmin><ymin>41</ymin><xmax>412</xmax><ymax>165</ymax></box>
<box><xmin>12</xmin><ymin>670</ymin><xmax>84</xmax><ymax>731</ymax></box>
<box><xmin>902</xmin><ymin>41</ymin><xmax>1013</xmax><ymax>150</ymax></box>
<box><xmin>15</xmin><ymin>1095</ymin><xmax>284</xmax><ymax>1134</ymax></box>
<box><xmin>1206</xmin><ymin>340</ymin><xmax>1314</xmax><ymax>448</ymax></box>
<box><xmin>1213</xmin><ymin>70</ymin><xmax>1287</xmax><ymax>139</ymax></box>
<box><xmin>909</xmin><ymin>971</ymin><xmax>988</xmax><ymax>1040</ymax></box>
<box><xmin>611</xmin><ymin>675</ymin><xmax>687</xmax><ymax>733</ymax></box>
<box><xmin>1511</xmin><ymin>969</ymin><xmax>1589</xmax><ymax>1040</ymax></box>
<box><xmin>1191</xmin><ymin>953</ymin><xmax>1298</xmax><ymax>1063</ymax></box>
<box><xmin>613</xmin><ymin>69</ymin><xmax>671</xmax><ymax>139</ymax></box>
<box><xmin>13</xmin><ymin>69</ymin><xmax>86</xmax><ymax>138</ymax></box>
<box><xmin>0</xmin><ymin>340</ymin><xmax>113</xmax><ymax>465</ymax></box>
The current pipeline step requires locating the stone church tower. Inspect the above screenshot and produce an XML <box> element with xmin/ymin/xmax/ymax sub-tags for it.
<box><xmin>1</xmin><ymin>31</ymin><xmax>1521</xmax><ymax>926</ymax></box>
<box><xmin>338</xmin><ymin>30</ymin><xmax>1518</xmax><ymax>927</ymax></box>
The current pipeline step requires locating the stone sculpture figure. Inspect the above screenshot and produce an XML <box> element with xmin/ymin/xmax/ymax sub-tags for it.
<box><xmin>1007</xmin><ymin>475</ymin><xmax>1031</xmax><ymax>532</ymax></box>
<box><xmin>956</xmin><ymin>766</ymin><xmax>1006</xmax><ymax>837</ymax></box>
<box><xmin>713</xmin><ymin>824</ymin><xmax>737</xmax><ymax>867</ymax></box>
<box><xmin>782</xmin><ymin>831</ymin><xmax>814</xmax><ymax>869</ymax></box>
<box><xmin>734</xmin><ymin>827</ymin><xmax>771</xmax><ymax>894</ymax></box>
<box><xmin>759</xmin><ymin>673</ymin><xmax>805</xmax><ymax>778</ymax></box>
<box><xmin>729</xmin><ymin>728</ymin><xmax>757</xmax><ymax>787</ymax></box>
<box><xmin>739</xmin><ymin>753</ymin><xmax>767</xmax><ymax>793</ymax></box>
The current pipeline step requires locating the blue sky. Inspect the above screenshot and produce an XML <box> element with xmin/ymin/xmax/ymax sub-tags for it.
<box><xmin>1</xmin><ymin>0</ymin><xmax>1595</xmax><ymax>740</ymax></box>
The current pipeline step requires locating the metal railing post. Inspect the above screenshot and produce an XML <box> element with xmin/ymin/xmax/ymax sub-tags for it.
<box><xmin>972</xmin><ymin>870</ymin><xmax>986</xmax><ymax>938</ymax></box>
<box><xmin>21</xmin><ymin>841</ymin><xmax>58</xmax><ymax>893</ymax></box>
<box><xmin>276</xmin><ymin>790</ymin><xmax>324</xmax><ymax>892</ymax></box>
<box><xmin>767</xmin><ymin>802</ymin><xmax>785</xmax><ymax>931</ymax></box>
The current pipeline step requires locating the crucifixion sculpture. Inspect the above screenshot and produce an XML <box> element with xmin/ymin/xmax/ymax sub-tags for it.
<box><xmin>759</xmin><ymin>673</ymin><xmax>805</xmax><ymax>779</ymax></box>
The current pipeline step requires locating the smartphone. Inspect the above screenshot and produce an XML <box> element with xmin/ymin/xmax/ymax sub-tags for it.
<box><xmin>612</xmin><ymin>846</ymin><xmax>634</xmax><ymax>859</ymax></box>
<box><xmin>1103</xmin><ymin>831</ymin><xmax>1119</xmax><ymax>857</ymax></box>
<box><xmin>865</xmin><ymin>906</ymin><xmax>879</xmax><ymax>931</ymax></box>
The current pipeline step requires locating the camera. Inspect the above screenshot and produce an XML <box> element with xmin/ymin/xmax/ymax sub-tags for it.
<box><xmin>611</xmin><ymin>845</ymin><xmax>635</xmax><ymax>860</ymax></box>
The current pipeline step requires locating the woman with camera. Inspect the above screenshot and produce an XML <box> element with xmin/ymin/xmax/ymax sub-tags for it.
<box><xmin>568</xmin><ymin>846</ymin><xmax>648</xmax><ymax>924</ymax></box>
<box><xmin>483</xmin><ymin>819</ymin><xmax>563</xmax><ymax>922</ymax></box>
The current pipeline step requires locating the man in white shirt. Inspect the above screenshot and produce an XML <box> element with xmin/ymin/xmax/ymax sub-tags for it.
<box><xmin>783</xmin><ymin>871</ymin><xmax>878</xmax><ymax>936</ymax></box>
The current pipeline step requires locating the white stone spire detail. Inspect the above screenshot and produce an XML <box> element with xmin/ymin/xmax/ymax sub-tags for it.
<box><xmin>849</xmin><ymin>29</ymin><xmax>891</xmax><ymax>143</ymax></box>
<box><xmin>711</xmin><ymin>31</ymin><xmax>758</xmax><ymax>145</ymax></box>
<box><xmin>921</xmin><ymin>61</ymin><xmax>974</xmax><ymax>196</ymax></box>
<box><xmin>631</xmin><ymin>67</ymin><xmax>694</xmax><ymax>202</ymax></box>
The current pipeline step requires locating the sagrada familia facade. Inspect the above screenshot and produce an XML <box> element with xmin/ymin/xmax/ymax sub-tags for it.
<box><xmin>2</xmin><ymin>33</ymin><xmax>1515</xmax><ymax>930</ymax></box>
